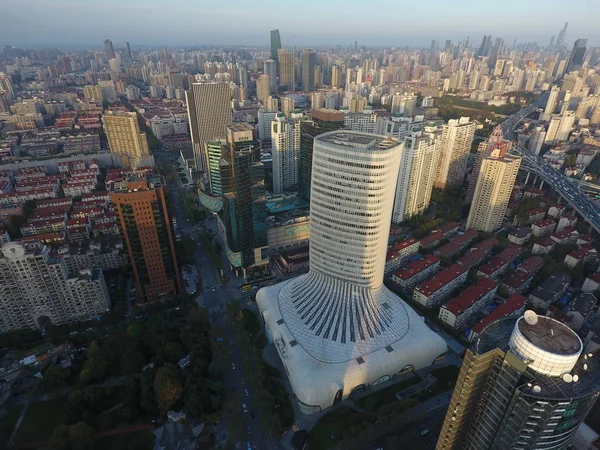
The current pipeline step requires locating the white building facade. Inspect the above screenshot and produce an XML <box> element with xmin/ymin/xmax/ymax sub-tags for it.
<box><xmin>257</xmin><ymin>131</ymin><xmax>447</xmax><ymax>414</ymax></box>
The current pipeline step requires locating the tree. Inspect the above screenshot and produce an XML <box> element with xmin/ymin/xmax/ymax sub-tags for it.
<box><xmin>43</xmin><ymin>365</ymin><xmax>67</xmax><ymax>390</ymax></box>
<box><xmin>154</xmin><ymin>364</ymin><xmax>183</xmax><ymax>413</ymax></box>
<box><xmin>45</xmin><ymin>422</ymin><xmax>95</xmax><ymax>450</ymax></box>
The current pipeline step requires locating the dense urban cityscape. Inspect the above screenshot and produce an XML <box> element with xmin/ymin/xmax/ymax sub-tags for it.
<box><xmin>1</xmin><ymin>4</ymin><xmax>600</xmax><ymax>449</ymax></box>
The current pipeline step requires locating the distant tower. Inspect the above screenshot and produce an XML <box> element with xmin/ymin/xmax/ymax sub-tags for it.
<box><xmin>270</xmin><ymin>29</ymin><xmax>282</xmax><ymax>62</ymax></box>
<box><xmin>542</xmin><ymin>85</ymin><xmax>560</xmax><ymax>120</ymax></box>
<box><xmin>271</xmin><ymin>113</ymin><xmax>301</xmax><ymax>193</ymax></box>
<box><xmin>556</xmin><ymin>22</ymin><xmax>569</xmax><ymax>49</ymax></box>
<box><xmin>393</xmin><ymin>126</ymin><xmax>441</xmax><ymax>223</ymax></box>
<box><xmin>256</xmin><ymin>75</ymin><xmax>270</xmax><ymax>103</ymax></box>
<box><xmin>354</xmin><ymin>40</ymin><xmax>357</xmax><ymax>51</ymax></box>
<box><xmin>103</xmin><ymin>39</ymin><xmax>115</xmax><ymax>60</ymax></box>
<box><xmin>437</xmin><ymin>312</ymin><xmax>599</xmax><ymax>450</ymax></box>
<box><xmin>567</xmin><ymin>38</ymin><xmax>587</xmax><ymax>72</ymax></box>
<box><xmin>277</xmin><ymin>49</ymin><xmax>295</xmax><ymax>91</ymax></box>
<box><xmin>185</xmin><ymin>82</ymin><xmax>232</xmax><ymax>171</ymax></box>
<box><xmin>103</xmin><ymin>111</ymin><xmax>150</xmax><ymax>166</ymax></box>
<box><xmin>467</xmin><ymin>142</ymin><xmax>521</xmax><ymax>233</ymax></box>
<box><xmin>123</xmin><ymin>41</ymin><xmax>133</xmax><ymax>61</ymax></box>
<box><xmin>264</xmin><ymin>59</ymin><xmax>277</xmax><ymax>93</ymax></box>
<box><xmin>435</xmin><ymin>117</ymin><xmax>476</xmax><ymax>189</ymax></box>
<box><xmin>301</xmin><ymin>50</ymin><xmax>316</xmax><ymax>92</ymax></box>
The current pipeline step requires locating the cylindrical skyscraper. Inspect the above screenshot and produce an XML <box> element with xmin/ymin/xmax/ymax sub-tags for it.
<box><xmin>258</xmin><ymin>131</ymin><xmax>447</xmax><ymax>414</ymax></box>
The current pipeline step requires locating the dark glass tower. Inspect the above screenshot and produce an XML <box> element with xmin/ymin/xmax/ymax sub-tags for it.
<box><xmin>103</xmin><ymin>39</ymin><xmax>115</xmax><ymax>60</ymax></box>
<box><xmin>219</xmin><ymin>124</ymin><xmax>267</xmax><ymax>277</ymax></box>
<box><xmin>567</xmin><ymin>38</ymin><xmax>587</xmax><ymax>72</ymax></box>
<box><xmin>437</xmin><ymin>313</ymin><xmax>600</xmax><ymax>450</ymax></box>
<box><xmin>270</xmin><ymin>29</ymin><xmax>282</xmax><ymax>62</ymax></box>
<box><xmin>301</xmin><ymin>50</ymin><xmax>316</xmax><ymax>92</ymax></box>
<box><xmin>299</xmin><ymin>108</ymin><xmax>345</xmax><ymax>201</ymax></box>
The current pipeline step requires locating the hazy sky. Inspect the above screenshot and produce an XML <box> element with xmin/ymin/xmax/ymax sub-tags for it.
<box><xmin>1</xmin><ymin>0</ymin><xmax>598</xmax><ymax>49</ymax></box>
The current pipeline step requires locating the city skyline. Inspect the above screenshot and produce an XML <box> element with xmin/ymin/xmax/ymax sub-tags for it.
<box><xmin>1</xmin><ymin>0</ymin><xmax>600</xmax><ymax>48</ymax></box>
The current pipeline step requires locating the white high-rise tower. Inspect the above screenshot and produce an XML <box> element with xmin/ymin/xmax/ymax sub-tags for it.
<box><xmin>271</xmin><ymin>113</ymin><xmax>301</xmax><ymax>193</ymax></box>
<box><xmin>257</xmin><ymin>131</ymin><xmax>447</xmax><ymax>414</ymax></box>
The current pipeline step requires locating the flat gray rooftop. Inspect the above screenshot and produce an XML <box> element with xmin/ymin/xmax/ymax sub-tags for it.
<box><xmin>518</xmin><ymin>316</ymin><xmax>581</xmax><ymax>356</ymax></box>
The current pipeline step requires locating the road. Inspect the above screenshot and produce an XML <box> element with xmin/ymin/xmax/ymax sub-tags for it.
<box><xmin>500</xmin><ymin>93</ymin><xmax>600</xmax><ymax>233</ymax></box>
<box><xmin>161</xmin><ymin>151</ymin><xmax>278</xmax><ymax>449</ymax></box>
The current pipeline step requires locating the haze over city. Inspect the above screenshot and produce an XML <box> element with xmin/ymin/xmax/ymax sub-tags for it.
<box><xmin>2</xmin><ymin>0</ymin><xmax>600</xmax><ymax>47</ymax></box>
<box><xmin>2</xmin><ymin>3</ymin><xmax>600</xmax><ymax>449</ymax></box>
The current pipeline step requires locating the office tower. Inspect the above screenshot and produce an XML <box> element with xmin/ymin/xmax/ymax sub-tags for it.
<box><xmin>256</xmin><ymin>74</ymin><xmax>270</xmax><ymax>103</ymax></box>
<box><xmin>301</xmin><ymin>50</ymin><xmax>316</xmax><ymax>92</ymax></box>
<box><xmin>591</xmin><ymin>107</ymin><xmax>600</xmax><ymax>126</ymax></box>
<box><xmin>391</xmin><ymin>92</ymin><xmax>417</xmax><ymax>116</ymax></box>
<box><xmin>466</xmin><ymin>126</ymin><xmax>506</xmax><ymax>204</ymax></box>
<box><xmin>98</xmin><ymin>80</ymin><xmax>118</xmax><ymax>102</ymax></box>
<box><xmin>264</xmin><ymin>96</ymin><xmax>279</xmax><ymax>112</ymax></box>
<box><xmin>476</xmin><ymin>35</ymin><xmax>492</xmax><ymax>57</ymax></box>
<box><xmin>281</xmin><ymin>96</ymin><xmax>295</xmax><ymax>116</ymax></box>
<box><xmin>270</xmin><ymin>29</ymin><xmax>282</xmax><ymax>61</ymax></box>
<box><xmin>83</xmin><ymin>84</ymin><xmax>103</xmax><ymax>103</ymax></box>
<box><xmin>109</xmin><ymin>58</ymin><xmax>121</xmax><ymax>73</ymax></box>
<box><xmin>264</xmin><ymin>59</ymin><xmax>277</xmax><ymax>93</ymax></box>
<box><xmin>271</xmin><ymin>113</ymin><xmax>301</xmax><ymax>193</ymax></box>
<box><xmin>556</xmin><ymin>21</ymin><xmax>569</xmax><ymax>50</ymax></box>
<box><xmin>217</xmin><ymin>123</ymin><xmax>268</xmax><ymax>278</ymax></box>
<box><xmin>431</xmin><ymin>40</ymin><xmax>437</xmax><ymax>51</ymax></box>
<box><xmin>543</xmin><ymin>85</ymin><xmax>560</xmax><ymax>120</ymax></box>
<box><xmin>103</xmin><ymin>39</ymin><xmax>116</xmax><ymax>60</ymax></box>
<box><xmin>111</xmin><ymin>174</ymin><xmax>181</xmax><ymax>303</ymax></box>
<box><xmin>556</xmin><ymin>111</ymin><xmax>576</xmax><ymax>142</ymax></box>
<box><xmin>257</xmin><ymin>131</ymin><xmax>447</xmax><ymax>414</ymax></box>
<box><xmin>467</xmin><ymin>144</ymin><xmax>521</xmax><ymax>233</ymax></box>
<box><xmin>123</xmin><ymin>41</ymin><xmax>133</xmax><ymax>61</ymax></box>
<box><xmin>0</xmin><ymin>73</ymin><xmax>15</xmax><ymax>98</ymax></box>
<box><xmin>545</xmin><ymin>115</ymin><xmax>562</xmax><ymax>144</ymax></box>
<box><xmin>435</xmin><ymin>117</ymin><xmax>476</xmax><ymax>189</ymax></box>
<box><xmin>0</xmin><ymin>242</ymin><xmax>110</xmax><ymax>333</ymax></box>
<box><xmin>331</xmin><ymin>65</ymin><xmax>342</xmax><ymax>88</ymax></box>
<box><xmin>392</xmin><ymin>126</ymin><xmax>441</xmax><ymax>224</ymax></box>
<box><xmin>257</xmin><ymin>108</ymin><xmax>278</xmax><ymax>142</ymax></box>
<box><xmin>437</xmin><ymin>312</ymin><xmax>599</xmax><ymax>450</ymax></box>
<box><xmin>103</xmin><ymin>111</ymin><xmax>150</xmax><ymax>166</ymax></box>
<box><xmin>299</xmin><ymin>108</ymin><xmax>345</xmax><ymax>200</ymax></box>
<box><xmin>567</xmin><ymin>38</ymin><xmax>588</xmax><ymax>72</ymax></box>
<box><xmin>186</xmin><ymin>82</ymin><xmax>232</xmax><ymax>171</ymax></box>
<box><xmin>528</xmin><ymin>126</ymin><xmax>546</xmax><ymax>155</ymax></box>
<box><xmin>278</xmin><ymin>49</ymin><xmax>295</xmax><ymax>90</ymax></box>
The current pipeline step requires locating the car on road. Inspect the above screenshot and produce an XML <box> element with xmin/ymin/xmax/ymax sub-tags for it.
<box><xmin>242</xmin><ymin>403</ymin><xmax>248</xmax><ymax>413</ymax></box>
<box><xmin>246</xmin><ymin>442</ymin><xmax>252</xmax><ymax>450</ymax></box>
<box><xmin>247</xmin><ymin>425</ymin><xmax>252</xmax><ymax>434</ymax></box>
<box><xmin>231</xmin><ymin>363</ymin><xmax>236</xmax><ymax>370</ymax></box>
<box><xmin>421</xmin><ymin>429</ymin><xmax>430</xmax><ymax>436</ymax></box>
<box><xmin>244</xmin><ymin>388</ymin><xmax>250</xmax><ymax>397</ymax></box>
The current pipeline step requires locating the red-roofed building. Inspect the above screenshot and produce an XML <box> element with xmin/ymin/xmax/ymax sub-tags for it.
<box><xmin>439</xmin><ymin>278</ymin><xmax>498</xmax><ymax>329</ymax></box>
<box><xmin>551</xmin><ymin>229</ymin><xmax>576</xmax><ymax>244</ymax></box>
<box><xmin>36</xmin><ymin>197</ymin><xmax>72</xmax><ymax>209</ymax></box>
<box><xmin>20</xmin><ymin>217</ymin><xmax>65</xmax><ymax>236</ymax></box>
<box><xmin>548</xmin><ymin>204</ymin><xmax>566</xmax><ymax>219</ymax></box>
<box><xmin>456</xmin><ymin>237</ymin><xmax>499</xmax><ymax>269</ymax></box>
<box><xmin>391</xmin><ymin>255</ymin><xmax>440</xmax><ymax>290</ymax></box>
<box><xmin>92</xmin><ymin>222</ymin><xmax>120</xmax><ymax>236</ymax></box>
<box><xmin>468</xmin><ymin>294</ymin><xmax>526</xmax><ymax>341</ymax></box>
<box><xmin>434</xmin><ymin>229</ymin><xmax>478</xmax><ymax>259</ymax></box>
<box><xmin>583</xmin><ymin>272</ymin><xmax>600</xmax><ymax>293</ymax></box>
<box><xmin>385</xmin><ymin>237</ymin><xmax>419</xmax><ymax>272</ymax></box>
<box><xmin>532</xmin><ymin>236</ymin><xmax>556</xmax><ymax>255</ymax></box>
<box><xmin>17</xmin><ymin>231</ymin><xmax>66</xmax><ymax>245</ymax></box>
<box><xmin>525</xmin><ymin>208</ymin><xmax>545</xmax><ymax>224</ymax></box>
<box><xmin>477</xmin><ymin>246</ymin><xmax>521</xmax><ymax>280</ymax></box>
<box><xmin>413</xmin><ymin>264</ymin><xmax>468</xmax><ymax>308</ymax></box>
<box><xmin>501</xmin><ymin>255</ymin><xmax>544</xmax><ymax>294</ymax></box>
<box><xmin>419</xmin><ymin>222</ymin><xmax>460</xmax><ymax>249</ymax></box>
<box><xmin>531</xmin><ymin>219</ymin><xmax>555</xmax><ymax>237</ymax></box>
<box><xmin>565</xmin><ymin>246</ymin><xmax>597</xmax><ymax>268</ymax></box>
<box><xmin>577</xmin><ymin>234</ymin><xmax>593</xmax><ymax>247</ymax></box>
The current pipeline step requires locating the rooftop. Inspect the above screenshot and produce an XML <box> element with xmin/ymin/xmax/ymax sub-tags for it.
<box><xmin>394</xmin><ymin>255</ymin><xmax>439</xmax><ymax>281</ymax></box>
<box><xmin>471</xmin><ymin>294</ymin><xmax>526</xmax><ymax>334</ymax></box>
<box><xmin>518</xmin><ymin>316</ymin><xmax>581</xmax><ymax>356</ymax></box>
<box><xmin>530</xmin><ymin>272</ymin><xmax>571</xmax><ymax>302</ymax></box>
<box><xmin>444</xmin><ymin>278</ymin><xmax>497</xmax><ymax>315</ymax></box>
<box><xmin>415</xmin><ymin>264</ymin><xmax>467</xmax><ymax>296</ymax></box>
<box><xmin>316</xmin><ymin>131</ymin><xmax>399</xmax><ymax>150</ymax></box>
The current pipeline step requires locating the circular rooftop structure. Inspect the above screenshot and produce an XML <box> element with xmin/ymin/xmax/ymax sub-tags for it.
<box><xmin>509</xmin><ymin>315</ymin><xmax>582</xmax><ymax>377</ymax></box>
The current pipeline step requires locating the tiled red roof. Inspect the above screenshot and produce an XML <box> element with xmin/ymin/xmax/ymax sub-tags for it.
<box><xmin>517</xmin><ymin>256</ymin><xmax>544</xmax><ymax>274</ymax></box>
<box><xmin>415</xmin><ymin>264</ymin><xmax>467</xmax><ymax>297</ymax></box>
<box><xmin>535</xmin><ymin>236</ymin><xmax>555</xmax><ymax>248</ymax></box>
<box><xmin>478</xmin><ymin>246</ymin><xmax>520</xmax><ymax>276</ymax></box>
<box><xmin>394</xmin><ymin>255</ymin><xmax>439</xmax><ymax>281</ymax></box>
<box><xmin>393</xmin><ymin>237</ymin><xmax>419</xmax><ymax>251</ymax></box>
<box><xmin>444</xmin><ymin>278</ymin><xmax>498</xmax><ymax>315</ymax></box>
<box><xmin>471</xmin><ymin>294</ymin><xmax>526</xmax><ymax>334</ymax></box>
